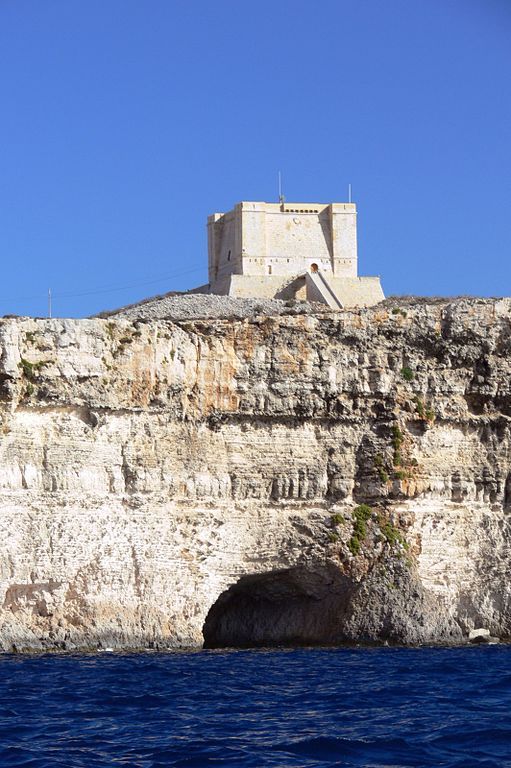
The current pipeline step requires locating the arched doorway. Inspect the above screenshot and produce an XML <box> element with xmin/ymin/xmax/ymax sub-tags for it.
<box><xmin>310</xmin><ymin>263</ymin><xmax>319</xmax><ymax>273</ymax></box>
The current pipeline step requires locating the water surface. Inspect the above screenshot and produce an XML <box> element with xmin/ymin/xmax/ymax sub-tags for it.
<box><xmin>0</xmin><ymin>646</ymin><xmax>510</xmax><ymax>766</ymax></box>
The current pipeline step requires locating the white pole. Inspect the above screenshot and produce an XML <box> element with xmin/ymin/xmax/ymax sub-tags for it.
<box><xmin>278</xmin><ymin>171</ymin><xmax>282</xmax><ymax>203</ymax></box>
<box><xmin>48</xmin><ymin>289</ymin><xmax>52</xmax><ymax>319</ymax></box>
<box><xmin>348</xmin><ymin>183</ymin><xmax>352</xmax><ymax>203</ymax></box>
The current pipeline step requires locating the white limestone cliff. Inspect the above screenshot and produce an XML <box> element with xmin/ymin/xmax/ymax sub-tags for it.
<box><xmin>0</xmin><ymin>297</ymin><xmax>510</xmax><ymax>650</ymax></box>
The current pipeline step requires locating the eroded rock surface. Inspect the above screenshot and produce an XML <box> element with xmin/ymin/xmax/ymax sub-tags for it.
<box><xmin>1</xmin><ymin>297</ymin><xmax>511</xmax><ymax>650</ymax></box>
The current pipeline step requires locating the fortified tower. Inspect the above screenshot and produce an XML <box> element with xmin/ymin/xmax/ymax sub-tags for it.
<box><xmin>203</xmin><ymin>200</ymin><xmax>384</xmax><ymax>309</ymax></box>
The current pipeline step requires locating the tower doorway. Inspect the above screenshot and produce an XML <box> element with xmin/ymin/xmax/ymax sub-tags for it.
<box><xmin>310</xmin><ymin>263</ymin><xmax>319</xmax><ymax>273</ymax></box>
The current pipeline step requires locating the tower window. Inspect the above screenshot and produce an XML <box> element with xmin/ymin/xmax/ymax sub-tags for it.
<box><xmin>227</xmin><ymin>250</ymin><xmax>231</xmax><ymax>261</ymax></box>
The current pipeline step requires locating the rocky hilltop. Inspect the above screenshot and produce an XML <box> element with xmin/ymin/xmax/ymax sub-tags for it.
<box><xmin>0</xmin><ymin>296</ymin><xmax>510</xmax><ymax>651</ymax></box>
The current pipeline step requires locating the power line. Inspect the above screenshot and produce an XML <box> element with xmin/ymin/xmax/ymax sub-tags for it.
<box><xmin>54</xmin><ymin>266</ymin><xmax>204</xmax><ymax>299</ymax></box>
<box><xmin>0</xmin><ymin>264</ymin><xmax>205</xmax><ymax>303</ymax></box>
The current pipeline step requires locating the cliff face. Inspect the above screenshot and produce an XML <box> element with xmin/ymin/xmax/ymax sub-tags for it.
<box><xmin>1</xmin><ymin>298</ymin><xmax>511</xmax><ymax>651</ymax></box>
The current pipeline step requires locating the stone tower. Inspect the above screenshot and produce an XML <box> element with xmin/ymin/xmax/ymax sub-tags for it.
<box><xmin>202</xmin><ymin>200</ymin><xmax>383</xmax><ymax>309</ymax></box>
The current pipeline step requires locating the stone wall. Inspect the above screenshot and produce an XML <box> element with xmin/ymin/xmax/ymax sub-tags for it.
<box><xmin>222</xmin><ymin>274</ymin><xmax>384</xmax><ymax>307</ymax></box>
<box><xmin>208</xmin><ymin>202</ymin><xmax>358</xmax><ymax>283</ymax></box>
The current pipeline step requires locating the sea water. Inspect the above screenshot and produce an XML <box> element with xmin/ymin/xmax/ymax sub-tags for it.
<box><xmin>0</xmin><ymin>645</ymin><xmax>510</xmax><ymax>767</ymax></box>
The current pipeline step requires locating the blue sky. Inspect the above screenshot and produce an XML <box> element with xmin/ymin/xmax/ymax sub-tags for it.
<box><xmin>0</xmin><ymin>0</ymin><xmax>510</xmax><ymax>317</ymax></box>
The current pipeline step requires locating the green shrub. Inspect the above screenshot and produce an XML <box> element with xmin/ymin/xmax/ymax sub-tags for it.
<box><xmin>348</xmin><ymin>537</ymin><xmax>361</xmax><ymax>555</ymax></box>
<box><xmin>425</xmin><ymin>406</ymin><xmax>435</xmax><ymax>422</ymax></box>
<box><xmin>331</xmin><ymin>513</ymin><xmax>344</xmax><ymax>526</ymax></box>
<box><xmin>376</xmin><ymin>511</ymin><xmax>409</xmax><ymax>551</ymax></box>
<box><xmin>414</xmin><ymin>396</ymin><xmax>425</xmax><ymax>418</ymax></box>
<box><xmin>105</xmin><ymin>322</ymin><xmax>116</xmax><ymax>340</ymax></box>
<box><xmin>378</xmin><ymin>468</ymin><xmax>389</xmax><ymax>483</ymax></box>
<box><xmin>392</xmin><ymin>425</ymin><xmax>403</xmax><ymax>446</ymax></box>
<box><xmin>19</xmin><ymin>358</ymin><xmax>35</xmax><ymax>379</ymax></box>
<box><xmin>414</xmin><ymin>396</ymin><xmax>434</xmax><ymax>422</ymax></box>
<box><xmin>348</xmin><ymin>504</ymin><xmax>372</xmax><ymax>555</ymax></box>
<box><xmin>18</xmin><ymin>358</ymin><xmax>48</xmax><ymax>380</ymax></box>
<box><xmin>374</xmin><ymin>454</ymin><xmax>389</xmax><ymax>482</ymax></box>
<box><xmin>354</xmin><ymin>504</ymin><xmax>372</xmax><ymax>521</ymax></box>
<box><xmin>380</xmin><ymin>520</ymin><xmax>408</xmax><ymax>550</ymax></box>
<box><xmin>401</xmin><ymin>366</ymin><xmax>414</xmax><ymax>381</ymax></box>
<box><xmin>392</xmin><ymin>425</ymin><xmax>404</xmax><ymax>466</ymax></box>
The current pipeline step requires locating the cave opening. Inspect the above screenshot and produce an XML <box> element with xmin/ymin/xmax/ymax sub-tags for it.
<box><xmin>202</xmin><ymin>565</ymin><xmax>355</xmax><ymax>649</ymax></box>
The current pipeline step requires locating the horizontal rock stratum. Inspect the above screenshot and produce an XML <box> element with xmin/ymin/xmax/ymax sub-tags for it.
<box><xmin>1</xmin><ymin>297</ymin><xmax>510</xmax><ymax>651</ymax></box>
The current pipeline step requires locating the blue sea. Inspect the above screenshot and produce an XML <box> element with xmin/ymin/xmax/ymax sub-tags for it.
<box><xmin>0</xmin><ymin>646</ymin><xmax>510</xmax><ymax>767</ymax></box>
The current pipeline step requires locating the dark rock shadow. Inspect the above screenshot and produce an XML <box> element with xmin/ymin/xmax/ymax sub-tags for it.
<box><xmin>202</xmin><ymin>565</ymin><xmax>354</xmax><ymax>649</ymax></box>
<box><xmin>202</xmin><ymin>560</ymin><xmax>463</xmax><ymax>649</ymax></box>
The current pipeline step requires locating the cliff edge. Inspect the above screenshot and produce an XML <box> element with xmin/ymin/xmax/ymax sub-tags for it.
<box><xmin>0</xmin><ymin>296</ymin><xmax>510</xmax><ymax>650</ymax></box>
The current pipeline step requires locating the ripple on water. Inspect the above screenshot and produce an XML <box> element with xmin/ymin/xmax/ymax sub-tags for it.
<box><xmin>0</xmin><ymin>646</ymin><xmax>510</xmax><ymax>767</ymax></box>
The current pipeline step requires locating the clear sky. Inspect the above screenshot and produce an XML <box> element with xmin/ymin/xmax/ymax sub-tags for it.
<box><xmin>0</xmin><ymin>0</ymin><xmax>510</xmax><ymax>318</ymax></box>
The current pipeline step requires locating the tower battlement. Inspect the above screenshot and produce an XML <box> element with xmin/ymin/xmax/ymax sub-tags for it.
<box><xmin>208</xmin><ymin>201</ymin><xmax>357</xmax><ymax>284</ymax></box>
<box><xmin>202</xmin><ymin>200</ymin><xmax>383</xmax><ymax>309</ymax></box>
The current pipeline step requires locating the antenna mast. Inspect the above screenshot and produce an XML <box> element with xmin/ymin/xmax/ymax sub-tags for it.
<box><xmin>48</xmin><ymin>289</ymin><xmax>52</xmax><ymax>319</ymax></box>
<box><xmin>348</xmin><ymin>183</ymin><xmax>352</xmax><ymax>203</ymax></box>
<box><xmin>278</xmin><ymin>171</ymin><xmax>285</xmax><ymax>205</ymax></box>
